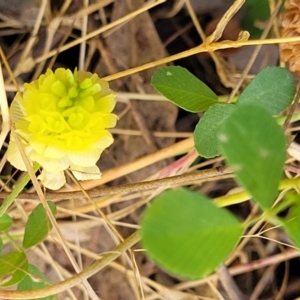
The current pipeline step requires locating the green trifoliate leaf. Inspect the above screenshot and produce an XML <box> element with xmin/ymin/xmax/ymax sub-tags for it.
<box><xmin>151</xmin><ymin>66</ymin><xmax>218</xmax><ymax>112</ymax></box>
<box><xmin>194</xmin><ymin>103</ymin><xmax>236</xmax><ymax>158</ymax></box>
<box><xmin>23</xmin><ymin>202</ymin><xmax>57</xmax><ymax>249</ymax></box>
<box><xmin>0</xmin><ymin>214</ymin><xmax>13</xmax><ymax>231</ymax></box>
<box><xmin>0</xmin><ymin>251</ymin><xmax>28</xmax><ymax>286</ymax></box>
<box><xmin>218</xmin><ymin>104</ymin><xmax>286</xmax><ymax>209</ymax></box>
<box><xmin>237</xmin><ymin>67</ymin><xmax>295</xmax><ymax>115</ymax></box>
<box><xmin>141</xmin><ymin>189</ymin><xmax>243</xmax><ymax>279</ymax></box>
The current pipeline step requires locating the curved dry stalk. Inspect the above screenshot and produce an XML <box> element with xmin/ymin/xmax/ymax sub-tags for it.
<box><xmin>204</xmin><ymin>0</ymin><xmax>245</xmax><ymax>44</ymax></box>
<box><xmin>103</xmin><ymin>35</ymin><xmax>300</xmax><ymax>82</ymax></box>
<box><xmin>184</xmin><ymin>0</ymin><xmax>233</xmax><ymax>88</ymax></box>
<box><xmin>0</xmin><ymin>231</ymin><xmax>140</xmax><ymax>299</ymax></box>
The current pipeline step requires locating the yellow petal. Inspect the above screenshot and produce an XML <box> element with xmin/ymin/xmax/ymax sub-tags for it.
<box><xmin>95</xmin><ymin>94</ymin><xmax>116</xmax><ymax>112</ymax></box>
<box><xmin>68</xmin><ymin>148</ymin><xmax>101</xmax><ymax>167</ymax></box>
<box><xmin>94</xmin><ymin>132</ymin><xmax>114</xmax><ymax>149</ymax></box>
<box><xmin>30</xmin><ymin>151</ymin><xmax>69</xmax><ymax>172</ymax></box>
<box><xmin>30</xmin><ymin>139</ymin><xmax>46</xmax><ymax>156</ymax></box>
<box><xmin>31</xmin><ymin>135</ymin><xmax>65</xmax><ymax>151</ymax></box>
<box><xmin>27</xmin><ymin>115</ymin><xmax>47</xmax><ymax>134</ymax></box>
<box><xmin>75</xmin><ymin>70</ymin><xmax>92</xmax><ymax>83</ymax></box>
<box><xmin>80</xmin><ymin>78</ymin><xmax>93</xmax><ymax>89</ymax></box>
<box><xmin>66</xmin><ymin>135</ymin><xmax>84</xmax><ymax>150</ymax></box>
<box><xmin>43</xmin><ymin>145</ymin><xmax>66</xmax><ymax>159</ymax></box>
<box><xmin>7</xmin><ymin>136</ymin><xmax>27</xmax><ymax>171</ymax></box>
<box><xmin>51</xmin><ymin>80</ymin><xmax>67</xmax><ymax>97</ymax></box>
<box><xmin>103</xmin><ymin>114</ymin><xmax>118</xmax><ymax>128</ymax></box>
<box><xmin>38</xmin><ymin>170</ymin><xmax>66</xmax><ymax>190</ymax></box>
<box><xmin>70</xmin><ymin>164</ymin><xmax>101</xmax><ymax>180</ymax></box>
<box><xmin>14</xmin><ymin>129</ymin><xmax>31</xmax><ymax>142</ymax></box>
<box><xmin>10</xmin><ymin>95</ymin><xmax>24</xmax><ymax>123</ymax></box>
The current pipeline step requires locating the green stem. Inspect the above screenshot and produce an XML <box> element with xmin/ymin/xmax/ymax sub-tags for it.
<box><xmin>213</xmin><ymin>177</ymin><xmax>300</xmax><ymax>207</ymax></box>
<box><xmin>3</xmin><ymin>231</ymin><xmax>21</xmax><ymax>252</ymax></box>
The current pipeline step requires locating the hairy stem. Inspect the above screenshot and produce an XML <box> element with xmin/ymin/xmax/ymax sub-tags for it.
<box><xmin>0</xmin><ymin>167</ymin><xmax>231</xmax><ymax>200</ymax></box>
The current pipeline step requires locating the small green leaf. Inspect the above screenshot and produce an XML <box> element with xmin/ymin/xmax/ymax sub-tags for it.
<box><xmin>0</xmin><ymin>251</ymin><xmax>28</xmax><ymax>286</ymax></box>
<box><xmin>23</xmin><ymin>202</ymin><xmax>57</xmax><ymax>249</ymax></box>
<box><xmin>18</xmin><ymin>264</ymin><xmax>57</xmax><ymax>300</ymax></box>
<box><xmin>0</xmin><ymin>214</ymin><xmax>13</xmax><ymax>231</ymax></box>
<box><xmin>0</xmin><ymin>237</ymin><xmax>3</xmax><ymax>253</ymax></box>
<box><xmin>218</xmin><ymin>104</ymin><xmax>286</xmax><ymax>209</ymax></box>
<box><xmin>237</xmin><ymin>67</ymin><xmax>295</xmax><ymax>115</ymax></box>
<box><xmin>151</xmin><ymin>66</ymin><xmax>218</xmax><ymax>112</ymax></box>
<box><xmin>140</xmin><ymin>189</ymin><xmax>243</xmax><ymax>279</ymax></box>
<box><xmin>276</xmin><ymin>193</ymin><xmax>300</xmax><ymax>249</ymax></box>
<box><xmin>194</xmin><ymin>103</ymin><xmax>236</xmax><ymax>158</ymax></box>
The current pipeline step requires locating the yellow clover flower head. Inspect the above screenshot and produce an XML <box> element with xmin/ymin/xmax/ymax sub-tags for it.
<box><xmin>7</xmin><ymin>68</ymin><xmax>117</xmax><ymax>190</ymax></box>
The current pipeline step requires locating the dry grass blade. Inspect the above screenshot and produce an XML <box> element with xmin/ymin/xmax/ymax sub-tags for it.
<box><xmin>0</xmin><ymin>62</ymin><xmax>10</xmax><ymax>154</ymax></box>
